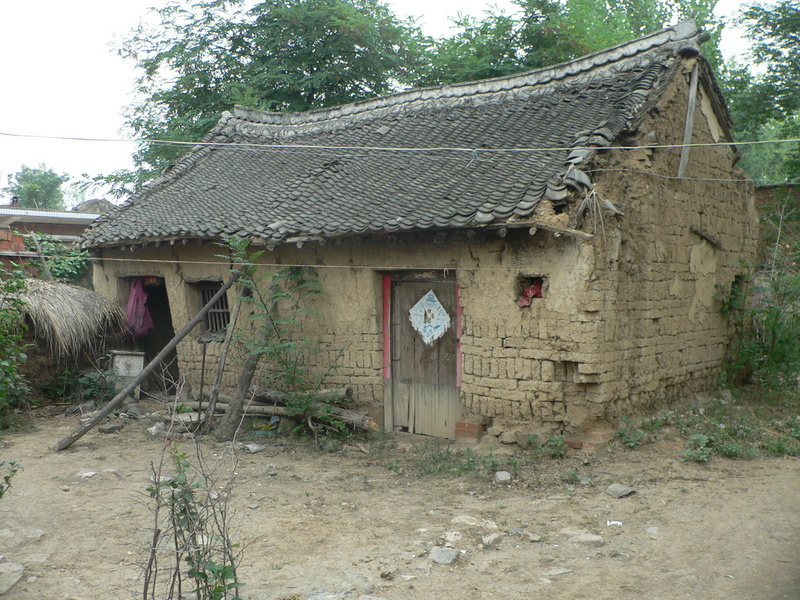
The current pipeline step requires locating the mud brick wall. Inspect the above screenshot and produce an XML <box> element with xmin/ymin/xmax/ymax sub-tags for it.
<box><xmin>586</xmin><ymin>58</ymin><xmax>758</xmax><ymax>424</ymax></box>
<box><xmin>455</xmin><ymin>235</ymin><xmax>603</xmax><ymax>434</ymax></box>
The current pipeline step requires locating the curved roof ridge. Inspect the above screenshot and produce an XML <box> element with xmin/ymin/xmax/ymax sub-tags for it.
<box><xmin>233</xmin><ymin>20</ymin><xmax>701</xmax><ymax>130</ymax></box>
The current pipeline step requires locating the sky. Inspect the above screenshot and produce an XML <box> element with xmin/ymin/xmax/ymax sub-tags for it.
<box><xmin>0</xmin><ymin>0</ymin><xmax>750</xmax><ymax>203</ymax></box>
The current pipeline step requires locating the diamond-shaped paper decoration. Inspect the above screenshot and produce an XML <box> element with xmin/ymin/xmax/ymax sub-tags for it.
<box><xmin>409</xmin><ymin>290</ymin><xmax>451</xmax><ymax>345</ymax></box>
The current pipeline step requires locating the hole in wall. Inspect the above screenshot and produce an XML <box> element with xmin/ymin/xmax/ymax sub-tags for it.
<box><xmin>517</xmin><ymin>275</ymin><xmax>546</xmax><ymax>307</ymax></box>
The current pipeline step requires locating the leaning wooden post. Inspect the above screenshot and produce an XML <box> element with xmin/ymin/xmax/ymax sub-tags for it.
<box><xmin>53</xmin><ymin>271</ymin><xmax>242</xmax><ymax>452</ymax></box>
<box><xmin>28</xmin><ymin>234</ymin><xmax>54</xmax><ymax>281</ymax></box>
<box><xmin>213</xmin><ymin>327</ymin><xmax>267</xmax><ymax>442</ymax></box>
<box><xmin>201</xmin><ymin>285</ymin><xmax>247</xmax><ymax>433</ymax></box>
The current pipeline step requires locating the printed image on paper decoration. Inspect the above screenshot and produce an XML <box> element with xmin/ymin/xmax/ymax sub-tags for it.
<box><xmin>409</xmin><ymin>290</ymin><xmax>450</xmax><ymax>345</ymax></box>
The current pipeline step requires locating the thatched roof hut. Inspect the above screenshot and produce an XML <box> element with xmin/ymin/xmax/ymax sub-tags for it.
<box><xmin>72</xmin><ymin>198</ymin><xmax>116</xmax><ymax>214</ymax></box>
<box><xmin>18</xmin><ymin>279</ymin><xmax>124</xmax><ymax>361</ymax></box>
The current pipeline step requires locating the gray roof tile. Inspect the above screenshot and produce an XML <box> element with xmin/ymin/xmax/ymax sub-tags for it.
<box><xmin>82</xmin><ymin>21</ymin><xmax>716</xmax><ymax>249</ymax></box>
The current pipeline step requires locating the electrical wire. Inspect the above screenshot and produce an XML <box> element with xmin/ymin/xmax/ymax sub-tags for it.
<box><xmin>1</xmin><ymin>253</ymin><xmax>588</xmax><ymax>272</ymax></box>
<box><xmin>1</xmin><ymin>129</ymin><xmax>800</xmax><ymax>154</ymax></box>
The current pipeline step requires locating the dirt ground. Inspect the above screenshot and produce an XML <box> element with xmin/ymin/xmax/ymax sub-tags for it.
<box><xmin>1</xmin><ymin>403</ymin><xmax>799</xmax><ymax>600</ymax></box>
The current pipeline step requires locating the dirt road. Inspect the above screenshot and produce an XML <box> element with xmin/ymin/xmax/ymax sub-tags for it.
<box><xmin>1</xmin><ymin>410</ymin><xmax>798</xmax><ymax>599</ymax></box>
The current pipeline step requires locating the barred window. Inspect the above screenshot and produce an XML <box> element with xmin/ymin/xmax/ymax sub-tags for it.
<box><xmin>200</xmin><ymin>284</ymin><xmax>230</xmax><ymax>334</ymax></box>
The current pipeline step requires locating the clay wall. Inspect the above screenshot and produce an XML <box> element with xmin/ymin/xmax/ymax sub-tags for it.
<box><xmin>93</xmin><ymin>230</ymin><xmax>600</xmax><ymax>430</ymax></box>
<box><xmin>585</xmin><ymin>58</ymin><xmax>758</xmax><ymax>424</ymax></box>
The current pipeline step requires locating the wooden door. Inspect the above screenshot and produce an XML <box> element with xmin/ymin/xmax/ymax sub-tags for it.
<box><xmin>390</xmin><ymin>277</ymin><xmax>460</xmax><ymax>438</ymax></box>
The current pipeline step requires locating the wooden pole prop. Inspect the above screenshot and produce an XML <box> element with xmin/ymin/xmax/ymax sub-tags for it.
<box><xmin>28</xmin><ymin>234</ymin><xmax>54</xmax><ymax>281</ymax></box>
<box><xmin>53</xmin><ymin>271</ymin><xmax>242</xmax><ymax>452</ymax></box>
<box><xmin>201</xmin><ymin>287</ymin><xmax>246</xmax><ymax>433</ymax></box>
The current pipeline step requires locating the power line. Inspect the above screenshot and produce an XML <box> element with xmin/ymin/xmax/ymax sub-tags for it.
<box><xmin>8</xmin><ymin>253</ymin><xmax>615</xmax><ymax>273</ymax></box>
<box><xmin>1</xmin><ymin>129</ymin><xmax>800</xmax><ymax>154</ymax></box>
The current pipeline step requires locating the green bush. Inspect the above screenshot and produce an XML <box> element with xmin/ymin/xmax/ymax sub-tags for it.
<box><xmin>720</xmin><ymin>193</ymin><xmax>800</xmax><ymax>391</ymax></box>
<box><xmin>0</xmin><ymin>266</ymin><xmax>30</xmax><ymax>425</ymax></box>
<box><xmin>237</xmin><ymin>259</ymin><xmax>345</xmax><ymax>438</ymax></box>
<box><xmin>617</xmin><ymin>416</ymin><xmax>647</xmax><ymax>448</ymax></box>
<box><xmin>145</xmin><ymin>444</ymin><xmax>243</xmax><ymax>599</ymax></box>
<box><xmin>23</xmin><ymin>233</ymin><xmax>90</xmax><ymax>281</ymax></box>
<box><xmin>681</xmin><ymin>434</ymin><xmax>712</xmax><ymax>463</ymax></box>
<box><xmin>543</xmin><ymin>435</ymin><xmax>567</xmax><ymax>459</ymax></box>
<box><xmin>76</xmin><ymin>363</ymin><xmax>120</xmax><ymax>403</ymax></box>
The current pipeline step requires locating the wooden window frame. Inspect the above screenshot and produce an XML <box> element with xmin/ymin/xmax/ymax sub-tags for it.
<box><xmin>198</xmin><ymin>282</ymin><xmax>230</xmax><ymax>335</ymax></box>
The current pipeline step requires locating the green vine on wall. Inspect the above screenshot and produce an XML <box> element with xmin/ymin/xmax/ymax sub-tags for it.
<box><xmin>222</xmin><ymin>238</ymin><xmax>346</xmax><ymax>438</ymax></box>
<box><xmin>23</xmin><ymin>232</ymin><xmax>91</xmax><ymax>282</ymax></box>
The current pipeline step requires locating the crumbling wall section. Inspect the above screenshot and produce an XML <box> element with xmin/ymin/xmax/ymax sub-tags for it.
<box><xmin>588</xmin><ymin>57</ymin><xmax>758</xmax><ymax>422</ymax></box>
<box><xmin>456</xmin><ymin>234</ymin><xmax>604</xmax><ymax>434</ymax></box>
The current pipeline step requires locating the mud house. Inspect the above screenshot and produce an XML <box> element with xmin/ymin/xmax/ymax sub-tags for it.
<box><xmin>81</xmin><ymin>21</ymin><xmax>757</xmax><ymax>441</ymax></box>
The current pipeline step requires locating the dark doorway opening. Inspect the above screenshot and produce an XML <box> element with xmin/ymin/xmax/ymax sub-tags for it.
<box><xmin>142</xmin><ymin>281</ymin><xmax>181</xmax><ymax>394</ymax></box>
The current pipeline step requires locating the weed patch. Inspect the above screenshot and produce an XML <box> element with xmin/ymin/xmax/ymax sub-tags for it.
<box><xmin>0</xmin><ymin>459</ymin><xmax>22</xmax><ymax>500</ymax></box>
<box><xmin>619</xmin><ymin>390</ymin><xmax>800</xmax><ymax>461</ymax></box>
<box><xmin>388</xmin><ymin>436</ymin><xmax>568</xmax><ymax>480</ymax></box>
<box><xmin>617</xmin><ymin>416</ymin><xmax>647</xmax><ymax>448</ymax></box>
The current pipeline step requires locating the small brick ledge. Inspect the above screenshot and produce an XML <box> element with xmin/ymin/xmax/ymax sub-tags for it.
<box><xmin>565</xmin><ymin>428</ymin><xmax>616</xmax><ymax>452</ymax></box>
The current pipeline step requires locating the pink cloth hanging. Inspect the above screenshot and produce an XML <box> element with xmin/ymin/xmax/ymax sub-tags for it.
<box><xmin>125</xmin><ymin>279</ymin><xmax>155</xmax><ymax>338</ymax></box>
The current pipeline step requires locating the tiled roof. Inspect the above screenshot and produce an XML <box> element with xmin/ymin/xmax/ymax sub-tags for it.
<box><xmin>82</xmin><ymin>21</ymin><xmax>715</xmax><ymax>249</ymax></box>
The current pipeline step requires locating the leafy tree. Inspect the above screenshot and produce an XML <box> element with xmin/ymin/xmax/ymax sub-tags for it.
<box><xmin>722</xmin><ymin>0</ymin><xmax>800</xmax><ymax>183</ymax></box>
<box><xmin>23</xmin><ymin>233</ymin><xmax>91</xmax><ymax>282</ymax></box>
<box><xmin>117</xmin><ymin>0</ymin><xmax>429</xmax><ymax>188</ymax></box>
<box><xmin>422</xmin><ymin>0</ymin><xmax>722</xmax><ymax>85</ymax></box>
<box><xmin>3</xmin><ymin>165</ymin><xmax>68</xmax><ymax>210</ymax></box>
<box><xmin>417</xmin><ymin>3</ymin><xmax>552</xmax><ymax>86</ymax></box>
<box><xmin>109</xmin><ymin>0</ymin><xmax>727</xmax><ymax>192</ymax></box>
<box><xmin>740</xmin><ymin>0</ymin><xmax>800</xmax><ymax>119</ymax></box>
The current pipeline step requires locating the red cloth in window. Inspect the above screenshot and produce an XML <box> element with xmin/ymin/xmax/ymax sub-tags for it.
<box><xmin>125</xmin><ymin>279</ymin><xmax>155</xmax><ymax>338</ymax></box>
<box><xmin>518</xmin><ymin>279</ymin><xmax>543</xmax><ymax>307</ymax></box>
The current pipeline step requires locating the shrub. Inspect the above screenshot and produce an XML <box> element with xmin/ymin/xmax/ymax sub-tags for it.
<box><xmin>0</xmin><ymin>459</ymin><xmax>22</xmax><ymax>500</ymax></box>
<box><xmin>237</xmin><ymin>259</ymin><xmax>345</xmax><ymax>438</ymax></box>
<box><xmin>681</xmin><ymin>434</ymin><xmax>712</xmax><ymax>463</ymax></box>
<box><xmin>720</xmin><ymin>193</ymin><xmax>800</xmax><ymax>391</ymax></box>
<box><xmin>145</xmin><ymin>442</ymin><xmax>243</xmax><ymax>600</ymax></box>
<box><xmin>23</xmin><ymin>233</ymin><xmax>91</xmax><ymax>281</ymax></box>
<box><xmin>617</xmin><ymin>416</ymin><xmax>646</xmax><ymax>448</ymax></box>
<box><xmin>543</xmin><ymin>435</ymin><xmax>567</xmax><ymax>459</ymax></box>
<box><xmin>0</xmin><ymin>266</ymin><xmax>30</xmax><ymax>425</ymax></box>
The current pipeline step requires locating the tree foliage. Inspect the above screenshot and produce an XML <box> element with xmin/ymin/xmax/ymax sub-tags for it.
<box><xmin>422</xmin><ymin>0</ymin><xmax>722</xmax><ymax>85</ymax></box>
<box><xmin>0</xmin><ymin>266</ymin><xmax>30</xmax><ymax>426</ymax></box>
<box><xmin>740</xmin><ymin>0</ymin><xmax>800</xmax><ymax>119</ymax></box>
<box><xmin>3</xmin><ymin>165</ymin><xmax>68</xmax><ymax>210</ymax></box>
<box><xmin>722</xmin><ymin>0</ymin><xmax>800</xmax><ymax>183</ymax></box>
<box><xmin>118</xmin><ymin>0</ymin><xmax>428</xmax><ymax>186</ymax></box>
<box><xmin>111</xmin><ymin>0</ymin><xmax>727</xmax><ymax>191</ymax></box>
<box><xmin>23</xmin><ymin>233</ymin><xmax>91</xmax><ymax>282</ymax></box>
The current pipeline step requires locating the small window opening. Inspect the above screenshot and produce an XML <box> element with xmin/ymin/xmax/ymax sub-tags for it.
<box><xmin>200</xmin><ymin>284</ymin><xmax>230</xmax><ymax>334</ymax></box>
<box><xmin>518</xmin><ymin>276</ymin><xmax>545</xmax><ymax>307</ymax></box>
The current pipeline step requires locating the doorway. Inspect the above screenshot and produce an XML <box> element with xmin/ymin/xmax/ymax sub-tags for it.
<box><xmin>387</xmin><ymin>273</ymin><xmax>461</xmax><ymax>439</ymax></box>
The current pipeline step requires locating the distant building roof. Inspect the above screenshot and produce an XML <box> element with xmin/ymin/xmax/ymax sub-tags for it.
<box><xmin>0</xmin><ymin>206</ymin><xmax>100</xmax><ymax>228</ymax></box>
<box><xmin>73</xmin><ymin>199</ymin><xmax>116</xmax><ymax>214</ymax></box>
<box><xmin>82</xmin><ymin>20</ymin><xmax>725</xmax><ymax>250</ymax></box>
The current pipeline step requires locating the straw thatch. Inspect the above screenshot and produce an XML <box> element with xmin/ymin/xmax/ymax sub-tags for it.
<box><xmin>18</xmin><ymin>279</ymin><xmax>124</xmax><ymax>361</ymax></box>
<box><xmin>72</xmin><ymin>198</ymin><xmax>116</xmax><ymax>214</ymax></box>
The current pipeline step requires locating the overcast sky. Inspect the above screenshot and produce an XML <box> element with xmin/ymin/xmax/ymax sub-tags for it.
<box><xmin>0</xmin><ymin>0</ymin><xmax>749</xmax><ymax>201</ymax></box>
